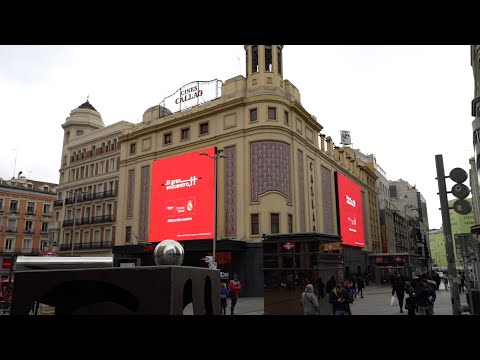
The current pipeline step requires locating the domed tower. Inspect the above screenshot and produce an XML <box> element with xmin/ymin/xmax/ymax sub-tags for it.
<box><xmin>60</xmin><ymin>98</ymin><xmax>104</xmax><ymax>169</ymax></box>
<box><xmin>244</xmin><ymin>45</ymin><xmax>284</xmax><ymax>94</ymax></box>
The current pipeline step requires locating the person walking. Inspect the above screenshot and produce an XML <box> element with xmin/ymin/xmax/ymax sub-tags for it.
<box><xmin>356</xmin><ymin>275</ymin><xmax>365</xmax><ymax>298</ymax></box>
<box><xmin>329</xmin><ymin>284</ymin><xmax>352</xmax><ymax>315</ymax></box>
<box><xmin>442</xmin><ymin>275</ymin><xmax>449</xmax><ymax>291</ymax></box>
<box><xmin>392</xmin><ymin>274</ymin><xmax>406</xmax><ymax>313</ymax></box>
<box><xmin>229</xmin><ymin>279</ymin><xmax>242</xmax><ymax>315</ymax></box>
<box><xmin>220</xmin><ymin>282</ymin><xmax>228</xmax><ymax>315</ymax></box>
<box><xmin>301</xmin><ymin>284</ymin><xmax>319</xmax><ymax>315</ymax></box>
<box><xmin>404</xmin><ymin>281</ymin><xmax>416</xmax><ymax>316</ymax></box>
<box><xmin>416</xmin><ymin>279</ymin><xmax>436</xmax><ymax>315</ymax></box>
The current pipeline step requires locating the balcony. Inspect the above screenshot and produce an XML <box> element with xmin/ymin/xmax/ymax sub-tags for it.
<box><xmin>62</xmin><ymin>215</ymin><xmax>114</xmax><ymax>227</ymax></box>
<box><xmin>24</xmin><ymin>229</ymin><xmax>34</xmax><ymax>234</ymax></box>
<box><xmin>91</xmin><ymin>214</ymin><xmax>114</xmax><ymax>224</ymax></box>
<box><xmin>25</xmin><ymin>210</ymin><xmax>36</xmax><ymax>216</ymax></box>
<box><xmin>54</xmin><ymin>200</ymin><xmax>63</xmax><ymax>207</ymax></box>
<box><xmin>59</xmin><ymin>241</ymin><xmax>112</xmax><ymax>251</ymax></box>
<box><xmin>8</xmin><ymin>209</ymin><xmax>19</xmax><ymax>215</ymax></box>
<box><xmin>42</xmin><ymin>213</ymin><xmax>52</xmax><ymax>217</ymax></box>
<box><xmin>6</xmin><ymin>228</ymin><xmax>17</xmax><ymax>233</ymax></box>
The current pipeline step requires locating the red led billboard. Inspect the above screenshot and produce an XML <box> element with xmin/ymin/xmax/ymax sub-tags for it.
<box><xmin>335</xmin><ymin>172</ymin><xmax>365</xmax><ymax>247</ymax></box>
<box><xmin>149</xmin><ymin>147</ymin><xmax>215</xmax><ymax>242</ymax></box>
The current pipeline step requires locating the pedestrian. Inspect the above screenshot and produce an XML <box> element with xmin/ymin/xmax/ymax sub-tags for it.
<box><xmin>326</xmin><ymin>276</ymin><xmax>336</xmax><ymax>294</ymax></box>
<box><xmin>416</xmin><ymin>279</ymin><xmax>436</xmax><ymax>315</ymax></box>
<box><xmin>460</xmin><ymin>272</ymin><xmax>466</xmax><ymax>293</ymax></box>
<box><xmin>404</xmin><ymin>281</ymin><xmax>416</xmax><ymax>316</ymax></box>
<box><xmin>356</xmin><ymin>275</ymin><xmax>365</xmax><ymax>298</ymax></box>
<box><xmin>330</xmin><ymin>284</ymin><xmax>352</xmax><ymax>315</ymax></box>
<box><xmin>317</xmin><ymin>277</ymin><xmax>325</xmax><ymax>297</ymax></box>
<box><xmin>301</xmin><ymin>284</ymin><xmax>319</xmax><ymax>315</ymax></box>
<box><xmin>229</xmin><ymin>279</ymin><xmax>242</xmax><ymax>315</ymax></box>
<box><xmin>442</xmin><ymin>275</ymin><xmax>449</xmax><ymax>291</ymax></box>
<box><xmin>392</xmin><ymin>273</ymin><xmax>406</xmax><ymax>313</ymax></box>
<box><xmin>220</xmin><ymin>282</ymin><xmax>228</xmax><ymax>315</ymax></box>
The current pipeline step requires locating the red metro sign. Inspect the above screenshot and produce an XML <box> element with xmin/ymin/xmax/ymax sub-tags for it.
<box><xmin>282</xmin><ymin>242</ymin><xmax>295</xmax><ymax>251</ymax></box>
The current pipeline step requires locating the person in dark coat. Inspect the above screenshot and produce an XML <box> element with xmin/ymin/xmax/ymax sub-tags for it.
<box><xmin>404</xmin><ymin>281</ymin><xmax>416</xmax><ymax>316</ymax></box>
<box><xmin>317</xmin><ymin>277</ymin><xmax>325</xmax><ymax>297</ymax></box>
<box><xmin>329</xmin><ymin>284</ymin><xmax>353</xmax><ymax>315</ymax></box>
<box><xmin>356</xmin><ymin>276</ymin><xmax>365</xmax><ymax>298</ymax></box>
<box><xmin>392</xmin><ymin>274</ymin><xmax>406</xmax><ymax>313</ymax></box>
<box><xmin>416</xmin><ymin>279</ymin><xmax>436</xmax><ymax>315</ymax></box>
<box><xmin>326</xmin><ymin>276</ymin><xmax>336</xmax><ymax>295</ymax></box>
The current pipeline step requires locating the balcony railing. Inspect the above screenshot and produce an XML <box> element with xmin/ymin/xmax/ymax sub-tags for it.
<box><xmin>24</xmin><ymin>229</ymin><xmax>34</xmax><ymax>234</ymax></box>
<box><xmin>59</xmin><ymin>241</ymin><xmax>112</xmax><ymax>251</ymax></box>
<box><xmin>9</xmin><ymin>209</ymin><xmax>19</xmax><ymax>214</ymax></box>
<box><xmin>64</xmin><ymin>190</ymin><xmax>117</xmax><ymax>205</ymax></box>
<box><xmin>54</xmin><ymin>200</ymin><xmax>63</xmax><ymax>207</ymax></box>
<box><xmin>42</xmin><ymin>213</ymin><xmax>52</xmax><ymax>217</ymax></box>
<box><xmin>6</xmin><ymin>228</ymin><xmax>17</xmax><ymax>233</ymax></box>
<box><xmin>26</xmin><ymin>210</ymin><xmax>36</xmax><ymax>216</ymax></box>
<box><xmin>62</xmin><ymin>215</ymin><xmax>114</xmax><ymax>227</ymax></box>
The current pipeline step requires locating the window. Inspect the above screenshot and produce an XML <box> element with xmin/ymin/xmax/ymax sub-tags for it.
<box><xmin>9</xmin><ymin>200</ymin><xmax>18</xmax><ymax>213</ymax></box>
<box><xmin>43</xmin><ymin>203</ymin><xmax>51</xmax><ymax>215</ymax></box>
<box><xmin>40</xmin><ymin>240</ymin><xmax>48</xmax><ymax>251</ymax></box>
<box><xmin>84</xmin><ymin>230</ymin><xmax>90</xmax><ymax>244</ymax></box>
<box><xmin>110</xmin><ymin>158</ymin><xmax>116</xmax><ymax>171</ymax></box>
<box><xmin>105</xmin><ymin>229</ymin><xmax>112</xmax><ymax>243</ymax></box>
<box><xmin>164</xmin><ymin>132</ymin><xmax>172</xmax><ymax>145</ymax></box>
<box><xmin>25</xmin><ymin>221</ymin><xmax>33</xmax><ymax>232</ymax></box>
<box><xmin>268</xmin><ymin>107</ymin><xmax>277</xmax><ymax>120</ymax></box>
<box><xmin>108</xmin><ymin>181</ymin><xmax>114</xmax><ymax>192</ymax></box>
<box><xmin>265</xmin><ymin>45</ymin><xmax>272</xmax><ymax>71</ymax></box>
<box><xmin>96</xmin><ymin>205</ymin><xmax>102</xmax><ymax>217</ymax></box>
<box><xmin>43</xmin><ymin>186</ymin><xmax>49</xmax><ymax>192</ymax></box>
<box><xmin>199</xmin><ymin>122</ymin><xmax>209</xmax><ymax>135</ymax></box>
<box><xmin>288</xmin><ymin>214</ymin><xmax>293</xmax><ymax>233</ymax></box>
<box><xmin>98</xmin><ymin>183</ymin><xmax>104</xmax><ymax>194</ymax></box>
<box><xmin>277</xmin><ymin>46</ymin><xmax>282</xmax><ymax>75</ymax></box>
<box><xmin>94</xmin><ymin>230</ymin><xmax>100</xmax><ymax>243</ymax></box>
<box><xmin>251</xmin><ymin>214</ymin><xmax>259</xmax><ymax>235</ymax></box>
<box><xmin>284</xmin><ymin>111</ymin><xmax>289</xmax><ymax>125</ymax></box>
<box><xmin>55</xmin><ymin>211</ymin><xmax>59</xmax><ymax>221</ymax></box>
<box><xmin>65</xmin><ymin>232</ymin><xmax>71</xmax><ymax>245</ymax></box>
<box><xmin>181</xmin><ymin>128</ymin><xmax>190</xmax><ymax>140</ymax></box>
<box><xmin>85</xmin><ymin>207</ymin><xmax>91</xmax><ymax>219</ymax></box>
<box><xmin>130</xmin><ymin>143</ymin><xmax>136</xmax><ymax>155</ymax></box>
<box><xmin>99</xmin><ymin>161</ymin><xmax>105</xmax><ymax>174</ymax></box>
<box><xmin>76</xmin><ymin>129</ymin><xmax>84</xmax><ymax>136</ymax></box>
<box><xmin>11</xmin><ymin>182</ymin><xmax>16</xmax><ymax>187</ymax></box>
<box><xmin>92</xmin><ymin>145</ymin><xmax>96</xmax><ymax>157</ymax></box>
<box><xmin>23</xmin><ymin>239</ymin><xmax>32</xmax><ymax>253</ymax></box>
<box><xmin>70</xmin><ymin>169</ymin><xmax>75</xmax><ymax>181</ymax></box>
<box><xmin>106</xmin><ymin>204</ymin><xmax>112</xmax><ymax>216</ymax></box>
<box><xmin>126</xmin><ymin>226</ymin><xmax>132</xmax><ymax>243</ymax></box>
<box><xmin>0</xmin><ymin>198</ymin><xmax>3</xmax><ymax>211</ymax></box>
<box><xmin>42</xmin><ymin>222</ymin><xmax>48</xmax><ymax>232</ymax></box>
<box><xmin>27</xmin><ymin>202</ymin><xmax>35</xmax><ymax>215</ymax></box>
<box><xmin>252</xmin><ymin>46</ymin><xmax>258</xmax><ymax>73</ymax></box>
<box><xmin>250</xmin><ymin>108</ymin><xmax>257</xmax><ymax>122</ymax></box>
<box><xmin>5</xmin><ymin>238</ymin><xmax>14</xmax><ymax>251</ymax></box>
<box><xmin>27</xmin><ymin>184</ymin><xmax>33</xmax><ymax>189</ymax></box>
<box><xmin>271</xmin><ymin>213</ymin><xmax>279</xmax><ymax>234</ymax></box>
<box><xmin>80</xmin><ymin>166</ymin><xmax>85</xmax><ymax>179</ymax></box>
<box><xmin>90</xmin><ymin>164</ymin><xmax>95</xmax><ymax>176</ymax></box>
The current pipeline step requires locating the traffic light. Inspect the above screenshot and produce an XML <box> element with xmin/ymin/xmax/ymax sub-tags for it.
<box><xmin>450</xmin><ymin>167</ymin><xmax>472</xmax><ymax>215</ymax></box>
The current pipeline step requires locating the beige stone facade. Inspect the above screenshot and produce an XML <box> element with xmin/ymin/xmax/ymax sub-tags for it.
<box><xmin>55</xmin><ymin>100</ymin><xmax>134</xmax><ymax>256</ymax></box>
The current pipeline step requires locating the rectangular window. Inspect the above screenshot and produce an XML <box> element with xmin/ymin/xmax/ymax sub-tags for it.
<box><xmin>42</xmin><ymin>222</ymin><xmax>48</xmax><ymax>232</ymax></box>
<box><xmin>43</xmin><ymin>203</ymin><xmax>51</xmax><ymax>215</ymax></box>
<box><xmin>5</xmin><ymin>239</ymin><xmax>14</xmax><ymax>251</ymax></box>
<box><xmin>65</xmin><ymin>232</ymin><xmax>70</xmax><ymax>245</ymax></box>
<box><xmin>110</xmin><ymin>158</ymin><xmax>116</xmax><ymax>171</ymax></box>
<box><xmin>271</xmin><ymin>213</ymin><xmax>280</xmax><ymax>234</ymax></box>
<box><xmin>130</xmin><ymin>143</ymin><xmax>136</xmax><ymax>155</ymax></box>
<box><xmin>55</xmin><ymin>211</ymin><xmax>59</xmax><ymax>221</ymax></box>
<box><xmin>96</xmin><ymin>205</ymin><xmax>102</xmax><ymax>217</ymax></box>
<box><xmin>9</xmin><ymin>200</ymin><xmax>18</xmax><ymax>213</ymax></box>
<box><xmin>7</xmin><ymin>219</ymin><xmax>16</xmax><ymax>232</ymax></box>
<box><xmin>40</xmin><ymin>240</ymin><xmax>48</xmax><ymax>251</ymax></box>
<box><xmin>23</xmin><ymin>238</ymin><xmax>32</xmax><ymax>252</ymax></box>
<box><xmin>25</xmin><ymin>221</ymin><xmax>33</xmax><ymax>232</ymax></box>
<box><xmin>164</xmin><ymin>133</ymin><xmax>172</xmax><ymax>145</ymax></box>
<box><xmin>268</xmin><ymin>107</ymin><xmax>277</xmax><ymax>120</ymax></box>
<box><xmin>252</xmin><ymin>45</ymin><xmax>258</xmax><ymax>73</ymax></box>
<box><xmin>80</xmin><ymin>166</ymin><xmax>85</xmax><ymax>179</ymax></box>
<box><xmin>250</xmin><ymin>108</ymin><xmax>257</xmax><ymax>122</ymax></box>
<box><xmin>265</xmin><ymin>45</ymin><xmax>272</xmax><ymax>71</ymax></box>
<box><xmin>288</xmin><ymin>214</ymin><xmax>293</xmax><ymax>233</ymax></box>
<box><xmin>105</xmin><ymin>229</ymin><xmax>112</xmax><ymax>243</ymax></box>
<box><xmin>27</xmin><ymin>202</ymin><xmax>35</xmax><ymax>215</ymax></box>
<box><xmin>84</xmin><ymin>230</ymin><xmax>90</xmax><ymax>244</ymax></box>
<box><xmin>98</xmin><ymin>183</ymin><xmax>104</xmax><ymax>194</ymax></box>
<box><xmin>99</xmin><ymin>161</ymin><xmax>105</xmax><ymax>174</ymax></box>
<box><xmin>126</xmin><ymin>226</ymin><xmax>132</xmax><ymax>243</ymax></box>
<box><xmin>181</xmin><ymin>128</ymin><xmax>190</xmax><ymax>140</ymax></box>
<box><xmin>284</xmin><ymin>111</ymin><xmax>289</xmax><ymax>125</ymax></box>
<box><xmin>199</xmin><ymin>122</ymin><xmax>209</xmax><ymax>135</ymax></box>
<box><xmin>251</xmin><ymin>214</ymin><xmax>259</xmax><ymax>235</ymax></box>
<box><xmin>90</xmin><ymin>164</ymin><xmax>95</xmax><ymax>176</ymax></box>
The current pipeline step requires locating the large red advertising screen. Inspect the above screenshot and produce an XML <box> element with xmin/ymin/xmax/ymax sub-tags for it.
<box><xmin>335</xmin><ymin>172</ymin><xmax>365</xmax><ymax>247</ymax></box>
<box><xmin>149</xmin><ymin>147</ymin><xmax>215</xmax><ymax>242</ymax></box>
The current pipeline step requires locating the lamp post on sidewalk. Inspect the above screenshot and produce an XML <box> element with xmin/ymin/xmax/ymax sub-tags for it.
<box><xmin>199</xmin><ymin>148</ymin><xmax>226</xmax><ymax>269</ymax></box>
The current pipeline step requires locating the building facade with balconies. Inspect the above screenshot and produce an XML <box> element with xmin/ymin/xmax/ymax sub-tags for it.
<box><xmin>0</xmin><ymin>176</ymin><xmax>57</xmax><ymax>280</ymax></box>
<box><xmin>54</xmin><ymin>99</ymin><xmax>134</xmax><ymax>256</ymax></box>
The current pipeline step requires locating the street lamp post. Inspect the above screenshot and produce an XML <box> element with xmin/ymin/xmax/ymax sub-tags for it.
<box><xmin>199</xmin><ymin>148</ymin><xmax>226</xmax><ymax>268</ymax></box>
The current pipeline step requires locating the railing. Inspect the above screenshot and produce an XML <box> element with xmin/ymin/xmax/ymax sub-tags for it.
<box><xmin>42</xmin><ymin>213</ymin><xmax>52</xmax><ymax>217</ymax></box>
<box><xmin>8</xmin><ymin>209</ymin><xmax>19</xmax><ymax>214</ymax></box>
<box><xmin>59</xmin><ymin>241</ymin><xmax>112</xmax><ymax>251</ymax></box>
<box><xmin>26</xmin><ymin>210</ymin><xmax>36</xmax><ymax>216</ymax></box>
<box><xmin>64</xmin><ymin>191</ymin><xmax>117</xmax><ymax>205</ymax></box>
<box><xmin>6</xmin><ymin>228</ymin><xmax>17</xmax><ymax>233</ymax></box>
<box><xmin>24</xmin><ymin>229</ymin><xmax>34</xmax><ymax>234</ymax></box>
<box><xmin>54</xmin><ymin>200</ymin><xmax>63</xmax><ymax>207</ymax></box>
<box><xmin>62</xmin><ymin>215</ymin><xmax>114</xmax><ymax>227</ymax></box>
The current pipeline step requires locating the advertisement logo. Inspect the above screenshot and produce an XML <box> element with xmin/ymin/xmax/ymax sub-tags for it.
<box><xmin>335</xmin><ymin>172</ymin><xmax>365</xmax><ymax>247</ymax></box>
<box><xmin>149</xmin><ymin>147</ymin><xmax>215</xmax><ymax>242</ymax></box>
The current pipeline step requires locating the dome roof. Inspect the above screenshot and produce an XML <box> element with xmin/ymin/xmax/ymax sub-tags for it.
<box><xmin>78</xmin><ymin>100</ymin><xmax>97</xmax><ymax>111</ymax></box>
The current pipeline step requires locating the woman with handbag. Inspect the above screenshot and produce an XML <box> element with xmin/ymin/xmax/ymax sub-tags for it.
<box><xmin>301</xmin><ymin>284</ymin><xmax>319</xmax><ymax>315</ymax></box>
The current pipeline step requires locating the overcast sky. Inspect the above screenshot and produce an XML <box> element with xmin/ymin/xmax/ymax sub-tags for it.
<box><xmin>0</xmin><ymin>45</ymin><xmax>474</xmax><ymax>229</ymax></box>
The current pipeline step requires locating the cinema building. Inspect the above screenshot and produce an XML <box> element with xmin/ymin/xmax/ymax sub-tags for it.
<box><xmin>111</xmin><ymin>45</ymin><xmax>381</xmax><ymax>299</ymax></box>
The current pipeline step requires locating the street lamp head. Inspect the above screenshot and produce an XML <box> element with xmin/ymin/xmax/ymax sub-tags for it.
<box><xmin>216</xmin><ymin>149</ymin><xmax>224</xmax><ymax>154</ymax></box>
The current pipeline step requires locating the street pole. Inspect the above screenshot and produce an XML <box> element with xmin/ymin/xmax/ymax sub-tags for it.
<box><xmin>71</xmin><ymin>190</ymin><xmax>76</xmax><ymax>256</ymax></box>
<box><xmin>435</xmin><ymin>154</ymin><xmax>461</xmax><ymax>315</ymax></box>
<box><xmin>213</xmin><ymin>150</ymin><xmax>217</xmax><ymax>267</ymax></box>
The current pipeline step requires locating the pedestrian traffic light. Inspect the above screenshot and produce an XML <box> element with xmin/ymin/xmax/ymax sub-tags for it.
<box><xmin>450</xmin><ymin>167</ymin><xmax>472</xmax><ymax>215</ymax></box>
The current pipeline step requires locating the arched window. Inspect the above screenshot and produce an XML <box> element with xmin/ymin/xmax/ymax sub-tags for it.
<box><xmin>92</xmin><ymin>145</ymin><xmax>96</xmax><ymax>157</ymax></box>
<box><xmin>73</xmin><ymin>151</ymin><xmax>76</xmax><ymax>162</ymax></box>
<box><xmin>82</xmin><ymin>148</ymin><xmax>86</xmax><ymax>159</ymax></box>
<box><xmin>106</xmin><ymin>141</ymin><xmax>111</xmax><ymax>153</ymax></box>
<box><xmin>101</xmin><ymin>142</ymin><xmax>106</xmax><ymax>154</ymax></box>
<box><xmin>113</xmin><ymin>139</ymin><xmax>117</xmax><ymax>151</ymax></box>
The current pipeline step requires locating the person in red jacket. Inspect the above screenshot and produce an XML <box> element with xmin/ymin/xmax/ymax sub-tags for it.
<box><xmin>229</xmin><ymin>279</ymin><xmax>242</xmax><ymax>315</ymax></box>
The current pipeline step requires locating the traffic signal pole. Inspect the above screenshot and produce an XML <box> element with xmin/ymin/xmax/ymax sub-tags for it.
<box><xmin>435</xmin><ymin>154</ymin><xmax>461</xmax><ymax>315</ymax></box>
